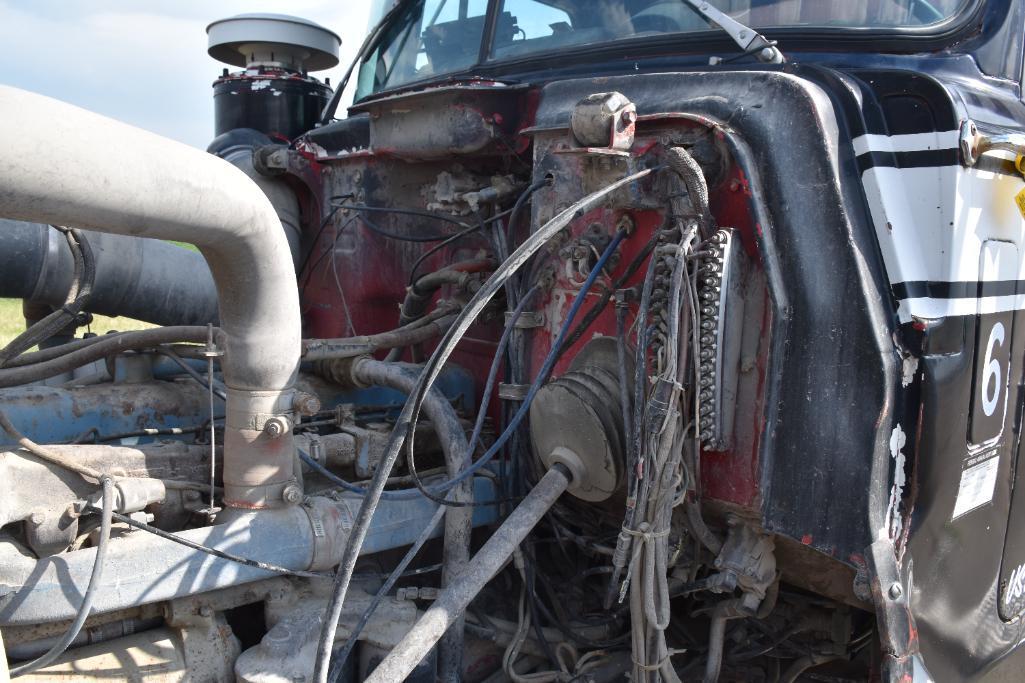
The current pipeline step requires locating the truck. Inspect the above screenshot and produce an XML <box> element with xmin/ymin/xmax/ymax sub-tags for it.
<box><xmin>0</xmin><ymin>1</ymin><xmax>1023</xmax><ymax>680</ymax></box>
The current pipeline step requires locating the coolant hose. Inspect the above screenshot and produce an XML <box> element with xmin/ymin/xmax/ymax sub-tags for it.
<box><xmin>364</xmin><ymin>464</ymin><xmax>571</xmax><ymax>683</ymax></box>
<box><xmin>0</xmin><ymin>85</ymin><xmax>301</xmax><ymax>509</ymax></box>
<box><xmin>343</xmin><ymin>357</ymin><xmax>474</xmax><ymax>680</ymax></box>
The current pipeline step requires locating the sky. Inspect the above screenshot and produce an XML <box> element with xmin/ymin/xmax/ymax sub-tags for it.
<box><xmin>0</xmin><ymin>1</ymin><xmax>378</xmax><ymax>149</ymax></box>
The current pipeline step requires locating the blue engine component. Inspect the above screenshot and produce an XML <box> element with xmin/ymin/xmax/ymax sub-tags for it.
<box><xmin>0</xmin><ymin>358</ymin><xmax>475</xmax><ymax>448</ymax></box>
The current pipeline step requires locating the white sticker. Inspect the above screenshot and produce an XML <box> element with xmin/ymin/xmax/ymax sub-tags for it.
<box><xmin>952</xmin><ymin>454</ymin><xmax>1000</xmax><ymax>519</ymax></box>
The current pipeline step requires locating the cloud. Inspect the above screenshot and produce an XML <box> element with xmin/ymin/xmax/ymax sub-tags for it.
<box><xmin>0</xmin><ymin>0</ymin><xmax>372</xmax><ymax>148</ymax></box>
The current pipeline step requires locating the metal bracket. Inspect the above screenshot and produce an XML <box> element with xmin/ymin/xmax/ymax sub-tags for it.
<box><xmin>498</xmin><ymin>383</ymin><xmax>530</xmax><ymax>400</ymax></box>
<box><xmin>505</xmin><ymin>311</ymin><xmax>544</xmax><ymax>329</ymax></box>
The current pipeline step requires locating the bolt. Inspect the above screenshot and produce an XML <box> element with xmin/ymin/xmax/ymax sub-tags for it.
<box><xmin>199</xmin><ymin>606</ymin><xmax>213</xmax><ymax>618</ymax></box>
<box><xmin>28</xmin><ymin>512</ymin><xmax>44</xmax><ymax>526</ymax></box>
<box><xmin>185</xmin><ymin>490</ymin><xmax>201</xmax><ymax>501</ymax></box>
<box><xmin>263</xmin><ymin>416</ymin><xmax>291</xmax><ymax>438</ymax></box>
<box><xmin>739</xmin><ymin>30</ymin><xmax>747</xmax><ymax>39</ymax></box>
<box><xmin>293</xmin><ymin>392</ymin><xmax>322</xmax><ymax>417</ymax></box>
<box><xmin>888</xmin><ymin>582</ymin><xmax>903</xmax><ymax>600</ymax></box>
<box><xmin>622</xmin><ymin>109</ymin><xmax>637</xmax><ymax>125</ymax></box>
<box><xmin>282</xmin><ymin>484</ymin><xmax>303</xmax><ymax>505</ymax></box>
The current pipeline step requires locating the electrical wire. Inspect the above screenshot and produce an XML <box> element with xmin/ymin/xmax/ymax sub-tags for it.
<box><xmin>300</xmin><ymin>213</ymin><xmax>357</xmax><ymax>295</ymax></box>
<box><xmin>344</xmin><ymin>203</ymin><xmax>473</xmax><ymax>230</ymax></box>
<box><xmin>297</xmin><ymin>197</ymin><xmax>350</xmax><ymax>284</ymax></box>
<box><xmin>312</xmin><ymin>168</ymin><xmax>655</xmax><ymax>683</ymax></box>
<box><xmin>504</xmin><ymin>177</ymin><xmax>553</xmax><ymax>302</ymax></box>
<box><xmin>156</xmin><ymin>347</ymin><xmax>226</xmax><ymax>401</ymax></box>
<box><xmin>358</xmin><ymin>213</ymin><xmax>457</xmax><ymax>243</ymax></box>
<box><xmin>404</xmin><ymin>207</ymin><xmax>514</xmax><ymax>286</ymax></box>
<box><xmin>403</xmin><ymin>234</ymin><xmax>626</xmax><ymax>506</ymax></box>
<box><xmin>109</xmin><ymin>511</ymin><xmax>331</xmax><ymax>580</ymax></box>
<box><xmin>556</xmin><ymin>229</ymin><xmax>660</xmax><ymax>359</ymax></box>
<box><xmin>9</xmin><ymin>476</ymin><xmax>114</xmax><ymax>678</ymax></box>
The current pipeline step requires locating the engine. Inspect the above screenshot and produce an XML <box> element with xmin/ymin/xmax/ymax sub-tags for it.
<box><xmin>0</xmin><ymin>13</ymin><xmax>890</xmax><ymax>683</ymax></box>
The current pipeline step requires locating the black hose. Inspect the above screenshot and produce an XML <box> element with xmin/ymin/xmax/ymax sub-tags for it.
<box><xmin>346</xmin><ymin>358</ymin><xmax>476</xmax><ymax>680</ymax></box>
<box><xmin>307</xmin><ymin>312</ymin><xmax>457</xmax><ymax>362</ymax></box>
<box><xmin>399</xmin><ymin>232</ymin><xmax>625</xmax><ymax>510</ymax></box>
<box><xmin>396</xmin><ymin>265</ymin><xmax>484</xmax><ymax>327</ymax></box>
<box><xmin>0</xmin><ymin>326</ymin><xmax>211</xmax><ymax>387</ymax></box>
<box><xmin>1</xmin><ymin>334</ymin><xmax>108</xmax><ymax>368</ymax></box>
<box><xmin>9</xmin><ymin>476</ymin><xmax>114</xmax><ymax>677</ymax></box>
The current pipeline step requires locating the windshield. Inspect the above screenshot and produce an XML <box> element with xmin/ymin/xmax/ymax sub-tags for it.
<box><xmin>356</xmin><ymin>0</ymin><xmax>971</xmax><ymax>97</ymax></box>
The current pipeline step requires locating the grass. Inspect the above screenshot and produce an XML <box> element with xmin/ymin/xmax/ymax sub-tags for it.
<box><xmin>0</xmin><ymin>298</ymin><xmax>153</xmax><ymax>346</ymax></box>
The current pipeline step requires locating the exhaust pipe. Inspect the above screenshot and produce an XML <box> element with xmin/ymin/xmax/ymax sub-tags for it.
<box><xmin>0</xmin><ymin>86</ymin><xmax>301</xmax><ymax>509</ymax></box>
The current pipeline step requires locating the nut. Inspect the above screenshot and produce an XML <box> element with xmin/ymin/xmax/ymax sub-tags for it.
<box><xmin>263</xmin><ymin>416</ymin><xmax>292</xmax><ymax>438</ymax></box>
<box><xmin>282</xmin><ymin>484</ymin><xmax>303</xmax><ymax>505</ymax></box>
<box><xmin>28</xmin><ymin>512</ymin><xmax>44</xmax><ymax>526</ymax></box>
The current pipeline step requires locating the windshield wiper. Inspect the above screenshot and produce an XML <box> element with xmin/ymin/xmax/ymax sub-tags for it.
<box><xmin>320</xmin><ymin>0</ymin><xmax>414</xmax><ymax>124</ymax></box>
<box><xmin>680</xmin><ymin>1</ymin><xmax>784</xmax><ymax>64</ymax></box>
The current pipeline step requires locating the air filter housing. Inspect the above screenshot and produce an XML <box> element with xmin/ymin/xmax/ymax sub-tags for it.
<box><xmin>207</xmin><ymin>14</ymin><xmax>340</xmax><ymax>140</ymax></box>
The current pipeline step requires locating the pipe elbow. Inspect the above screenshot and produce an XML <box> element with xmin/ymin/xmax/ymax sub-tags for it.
<box><xmin>0</xmin><ymin>85</ymin><xmax>301</xmax><ymax>507</ymax></box>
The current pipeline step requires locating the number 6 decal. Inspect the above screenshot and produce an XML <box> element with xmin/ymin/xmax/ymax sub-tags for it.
<box><xmin>982</xmin><ymin>322</ymin><xmax>1006</xmax><ymax>417</ymax></box>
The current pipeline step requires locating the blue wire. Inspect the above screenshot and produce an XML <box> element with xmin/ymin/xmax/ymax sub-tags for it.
<box><xmin>301</xmin><ymin>230</ymin><xmax>627</xmax><ymax>500</ymax></box>
<box><xmin>433</xmin><ymin>229</ymin><xmax>627</xmax><ymax>489</ymax></box>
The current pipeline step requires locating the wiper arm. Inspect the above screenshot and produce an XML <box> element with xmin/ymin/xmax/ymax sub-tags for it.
<box><xmin>680</xmin><ymin>1</ymin><xmax>784</xmax><ymax>64</ymax></box>
<box><xmin>319</xmin><ymin>0</ymin><xmax>414</xmax><ymax>124</ymax></box>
